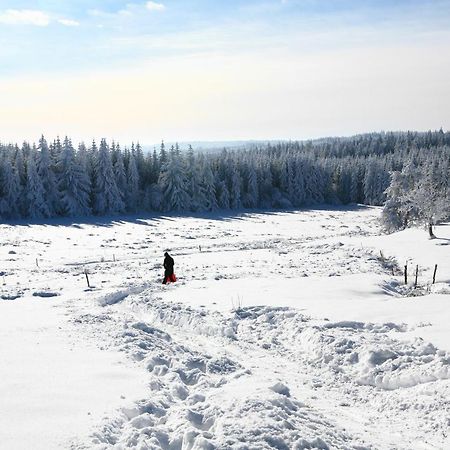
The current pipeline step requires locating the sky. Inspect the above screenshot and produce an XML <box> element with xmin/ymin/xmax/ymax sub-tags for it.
<box><xmin>1</xmin><ymin>0</ymin><xmax>450</xmax><ymax>145</ymax></box>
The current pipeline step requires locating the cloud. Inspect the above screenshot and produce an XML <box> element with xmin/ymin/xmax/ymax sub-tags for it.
<box><xmin>58</xmin><ymin>18</ymin><xmax>80</xmax><ymax>27</ymax></box>
<box><xmin>146</xmin><ymin>1</ymin><xmax>165</xmax><ymax>12</ymax></box>
<box><xmin>0</xmin><ymin>9</ymin><xmax>50</xmax><ymax>26</ymax></box>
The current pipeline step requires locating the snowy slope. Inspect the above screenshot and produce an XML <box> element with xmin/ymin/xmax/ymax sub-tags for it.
<box><xmin>1</xmin><ymin>206</ymin><xmax>449</xmax><ymax>449</ymax></box>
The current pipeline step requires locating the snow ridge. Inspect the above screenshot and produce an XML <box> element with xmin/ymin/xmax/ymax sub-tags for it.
<box><xmin>70</xmin><ymin>287</ymin><xmax>450</xmax><ymax>449</ymax></box>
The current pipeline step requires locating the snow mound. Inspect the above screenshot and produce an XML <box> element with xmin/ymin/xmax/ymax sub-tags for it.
<box><xmin>270</xmin><ymin>381</ymin><xmax>291</xmax><ymax>397</ymax></box>
<box><xmin>129</xmin><ymin>295</ymin><xmax>238</xmax><ymax>340</ymax></box>
<box><xmin>430</xmin><ymin>282</ymin><xmax>450</xmax><ymax>294</ymax></box>
<box><xmin>232</xmin><ymin>305</ymin><xmax>450</xmax><ymax>392</ymax></box>
<box><xmin>207</xmin><ymin>388</ymin><xmax>369</xmax><ymax>449</ymax></box>
<box><xmin>98</xmin><ymin>284</ymin><xmax>149</xmax><ymax>306</ymax></box>
<box><xmin>357</xmin><ymin>340</ymin><xmax>450</xmax><ymax>390</ymax></box>
<box><xmin>0</xmin><ymin>293</ymin><xmax>22</xmax><ymax>301</ymax></box>
<box><xmin>32</xmin><ymin>291</ymin><xmax>60</xmax><ymax>298</ymax></box>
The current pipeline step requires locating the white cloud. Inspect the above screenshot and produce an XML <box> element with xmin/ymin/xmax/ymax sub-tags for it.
<box><xmin>58</xmin><ymin>18</ymin><xmax>80</xmax><ymax>27</ymax></box>
<box><xmin>0</xmin><ymin>9</ymin><xmax>50</xmax><ymax>26</ymax></box>
<box><xmin>146</xmin><ymin>1</ymin><xmax>165</xmax><ymax>12</ymax></box>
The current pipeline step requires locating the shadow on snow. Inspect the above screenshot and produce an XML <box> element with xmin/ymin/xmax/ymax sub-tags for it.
<box><xmin>0</xmin><ymin>204</ymin><xmax>375</xmax><ymax>229</ymax></box>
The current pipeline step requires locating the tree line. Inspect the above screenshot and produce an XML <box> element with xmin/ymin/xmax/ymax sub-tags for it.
<box><xmin>0</xmin><ymin>131</ymin><xmax>449</xmax><ymax>232</ymax></box>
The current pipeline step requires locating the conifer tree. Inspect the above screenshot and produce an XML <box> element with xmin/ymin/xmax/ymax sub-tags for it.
<box><xmin>26</xmin><ymin>149</ymin><xmax>50</xmax><ymax>219</ymax></box>
<box><xmin>126</xmin><ymin>152</ymin><xmax>140</xmax><ymax>212</ymax></box>
<box><xmin>93</xmin><ymin>139</ymin><xmax>125</xmax><ymax>215</ymax></box>
<box><xmin>58</xmin><ymin>137</ymin><xmax>91</xmax><ymax>217</ymax></box>
<box><xmin>0</xmin><ymin>157</ymin><xmax>21</xmax><ymax>218</ymax></box>
<box><xmin>37</xmin><ymin>135</ymin><xmax>59</xmax><ymax>216</ymax></box>
<box><xmin>158</xmin><ymin>149</ymin><xmax>190</xmax><ymax>211</ymax></box>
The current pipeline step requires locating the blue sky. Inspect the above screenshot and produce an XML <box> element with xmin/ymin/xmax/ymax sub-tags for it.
<box><xmin>1</xmin><ymin>1</ymin><xmax>450</xmax><ymax>143</ymax></box>
<box><xmin>2</xmin><ymin>0</ymin><xmax>450</xmax><ymax>75</ymax></box>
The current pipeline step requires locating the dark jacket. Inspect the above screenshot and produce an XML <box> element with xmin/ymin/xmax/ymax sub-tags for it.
<box><xmin>164</xmin><ymin>254</ymin><xmax>174</xmax><ymax>275</ymax></box>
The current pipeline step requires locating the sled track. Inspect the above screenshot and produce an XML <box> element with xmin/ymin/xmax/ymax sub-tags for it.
<box><xmin>70</xmin><ymin>287</ymin><xmax>450</xmax><ymax>449</ymax></box>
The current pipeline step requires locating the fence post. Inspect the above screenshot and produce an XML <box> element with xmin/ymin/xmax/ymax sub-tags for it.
<box><xmin>84</xmin><ymin>268</ymin><xmax>91</xmax><ymax>288</ymax></box>
<box><xmin>404</xmin><ymin>264</ymin><xmax>408</xmax><ymax>285</ymax></box>
<box><xmin>432</xmin><ymin>264</ymin><xmax>438</xmax><ymax>284</ymax></box>
<box><xmin>414</xmin><ymin>265</ymin><xmax>419</xmax><ymax>288</ymax></box>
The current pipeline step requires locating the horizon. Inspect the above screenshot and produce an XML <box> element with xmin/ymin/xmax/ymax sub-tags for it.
<box><xmin>1</xmin><ymin>1</ymin><xmax>450</xmax><ymax>143</ymax></box>
<box><xmin>1</xmin><ymin>129</ymin><xmax>448</xmax><ymax>150</ymax></box>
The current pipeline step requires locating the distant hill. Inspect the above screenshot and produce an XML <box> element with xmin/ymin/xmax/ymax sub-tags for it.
<box><xmin>142</xmin><ymin>140</ymin><xmax>286</xmax><ymax>153</ymax></box>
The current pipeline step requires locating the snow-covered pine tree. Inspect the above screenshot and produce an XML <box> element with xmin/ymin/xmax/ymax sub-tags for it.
<box><xmin>292</xmin><ymin>157</ymin><xmax>306</xmax><ymax>206</ymax></box>
<box><xmin>26</xmin><ymin>148</ymin><xmax>50</xmax><ymax>219</ymax></box>
<box><xmin>199</xmin><ymin>159</ymin><xmax>218</xmax><ymax>211</ymax></box>
<box><xmin>217</xmin><ymin>179</ymin><xmax>230</xmax><ymax>209</ymax></box>
<box><xmin>159</xmin><ymin>140</ymin><xmax>167</xmax><ymax>166</ymax></box>
<box><xmin>150</xmin><ymin>147</ymin><xmax>160</xmax><ymax>184</ymax></box>
<box><xmin>405</xmin><ymin>158</ymin><xmax>450</xmax><ymax>237</ymax></box>
<box><xmin>57</xmin><ymin>137</ymin><xmax>91</xmax><ymax>217</ymax></box>
<box><xmin>363</xmin><ymin>159</ymin><xmax>378</xmax><ymax>205</ymax></box>
<box><xmin>186</xmin><ymin>147</ymin><xmax>204</xmax><ymax>211</ymax></box>
<box><xmin>76</xmin><ymin>142</ymin><xmax>92</xmax><ymax>209</ymax></box>
<box><xmin>37</xmin><ymin>135</ymin><xmax>59</xmax><ymax>216</ymax></box>
<box><xmin>382</xmin><ymin>170</ymin><xmax>408</xmax><ymax>232</ymax></box>
<box><xmin>158</xmin><ymin>148</ymin><xmax>190</xmax><ymax>211</ymax></box>
<box><xmin>257</xmin><ymin>159</ymin><xmax>273</xmax><ymax>208</ymax></box>
<box><xmin>14</xmin><ymin>145</ymin><xmax>27</xmax><ymax>215</ymax></box>
<box><xmin>93</xmin><ymin>139</ymin><xmax>125</xmax><ymax>215</ymax></box>
<box><xmin>349</xmin><ymin>162</ymin><xmax>363</xmax><ymax>203</ymax></box>
<box><xmin>303</xmin><ymin>159</ymin><xmax>324</xmax><ymax>204</ymax></box>
<box><xmin>113</xmin><ymin>146</ymin><xmax>127</xmax><ymax>204</ymax></box>
<box><xmin>126</xmin><ymin>152</ymin><xmax>140</xmax><ymax>212</ymax></box>
<box><xmin>230</xmin><ymin>164</ymin><xmax>242</xmax><ymax>210</ymax></box>
<box><xmin>286</xmin><ymin>158</ymin><xmax>296</xmax><ymax>206</ymax></box>
<box><xmin>243</xmin><ymin>165</ymin><xmax>258</xmax><ymax>208</ymax></box>
<box><xmin>134</xmin><ymin>142</ymin><xmax>146</xmax><ymax>188</ymax></box>
<box><xmin>0</xmin><ymin>156</ymin><xmax>21</xmax><ymax>218</ymax></box>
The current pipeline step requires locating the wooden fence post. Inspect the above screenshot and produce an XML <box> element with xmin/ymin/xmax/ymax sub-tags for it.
<box><xmin>432</xmin><ymin>264</ymin><xmax>438</xmax><ymax>284</ymax></box>
<box><xmin>84</xmin><ymin>268</ymin><xmax>91</xmax><ymax>288</ymax></box>
<box><xmin>414</xmin><ymin>265</ymin><xmax>419</xmax><ymax>288</ymax></box>
<box><xmin>404</xmin><ymin>264</ymin><xmax>408</xmax><ymax>285</ymax></box>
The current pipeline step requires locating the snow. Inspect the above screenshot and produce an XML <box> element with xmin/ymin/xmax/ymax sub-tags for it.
<box><xmin>0</xmin><ymin>297</ymin><xmax>148</xmax><ymax>450</ymax></box>
<box><xmin>1</xmin><ymin>206</ymin><xmax>449</xmax><ymax>449</ymax></box>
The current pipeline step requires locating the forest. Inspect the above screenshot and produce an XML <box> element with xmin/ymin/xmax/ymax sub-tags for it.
<box><xmin>0</xmin><ymin>130</ymin><xmax>449</xmax><ymax>233</ymax></box>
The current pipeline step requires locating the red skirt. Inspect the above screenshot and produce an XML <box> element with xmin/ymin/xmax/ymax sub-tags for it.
<box><xmin>164</xmin><ymin>273</ymin><xmax>177</xmax><ymax>283</ymax></box>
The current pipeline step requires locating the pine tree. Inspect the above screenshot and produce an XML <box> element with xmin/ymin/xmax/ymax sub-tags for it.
<box><xmin>0</xmin><ymin>156</ymin><xmax>21</xmax><ymax>218</ymax></box>
<box><xmin>199</xmin><ymin>160</ymin><xmax>218</xmax><ymax>211</ymax></box>
<box><xmin>159</xmin><ymin>140</ymin><xmax>167</xmax><ymax>166</ymax></box>
<box><xmin>37</xmin><ymin>135</ymin><xmax>59</xmax><ymax>216</ymax></box>
<box><xmin>186</xmin><ymin>147</ymin><xmax>204</xmax><ymax>211</ymax></box>
<box><xmin>126</xmin><ymin>152</ymin><xmax>140</xmax><ymax>212</ymax></box>
<box><xmin>93</xmin><ymin>139</ymin><xmax>125</xmax><ymax>215</ymax></box>
<box><xmin>26</xmin><ymin>149</ymin><xmax>50</xmax><ymax>219</ymax></box>
<box><xmin>217</xmin><ymin>179</ymin><xmax>230</xmax><ymax>209</ymax></box>
<box><xmin>158</xmin><ymin>150</ymin><xmax>190</xmax><ymax>211</ymax></box>
<box><xmin>243</xmin><ymin>166</ymin><xmax>258</xmax><ymax>208</ymax></box>
<box><xmin>113</xmin><ymin>147</ymin><xmax>127</xmax><ymax>203</ymax></box>
<box><xmin>230</xmin><ymin>164</ymin><xmax>242</xmax><ymax>210</ymax></box>
<box><xmin>58</xmin><ymin>137</ymin><xmax>91</xmax><ymax>217</ymax></box>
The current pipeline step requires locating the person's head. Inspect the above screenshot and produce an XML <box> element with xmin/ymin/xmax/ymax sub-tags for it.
<box><xmin>164</xmin><ymin>252</ymin><xmax>169</xmax><ymax>257</ymax></box>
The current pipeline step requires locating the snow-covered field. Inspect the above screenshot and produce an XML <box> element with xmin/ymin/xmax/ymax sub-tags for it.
<box><xmin>1</xmin><ymin>206</ymin><xmax>449</xmax><ymax>450</ymax></box>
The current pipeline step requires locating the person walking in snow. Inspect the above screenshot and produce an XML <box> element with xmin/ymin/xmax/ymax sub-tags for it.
<box><xmin>162</xmin><ymin>252</ymin><xmax>176</xmax><ymax>284</ymax></box>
